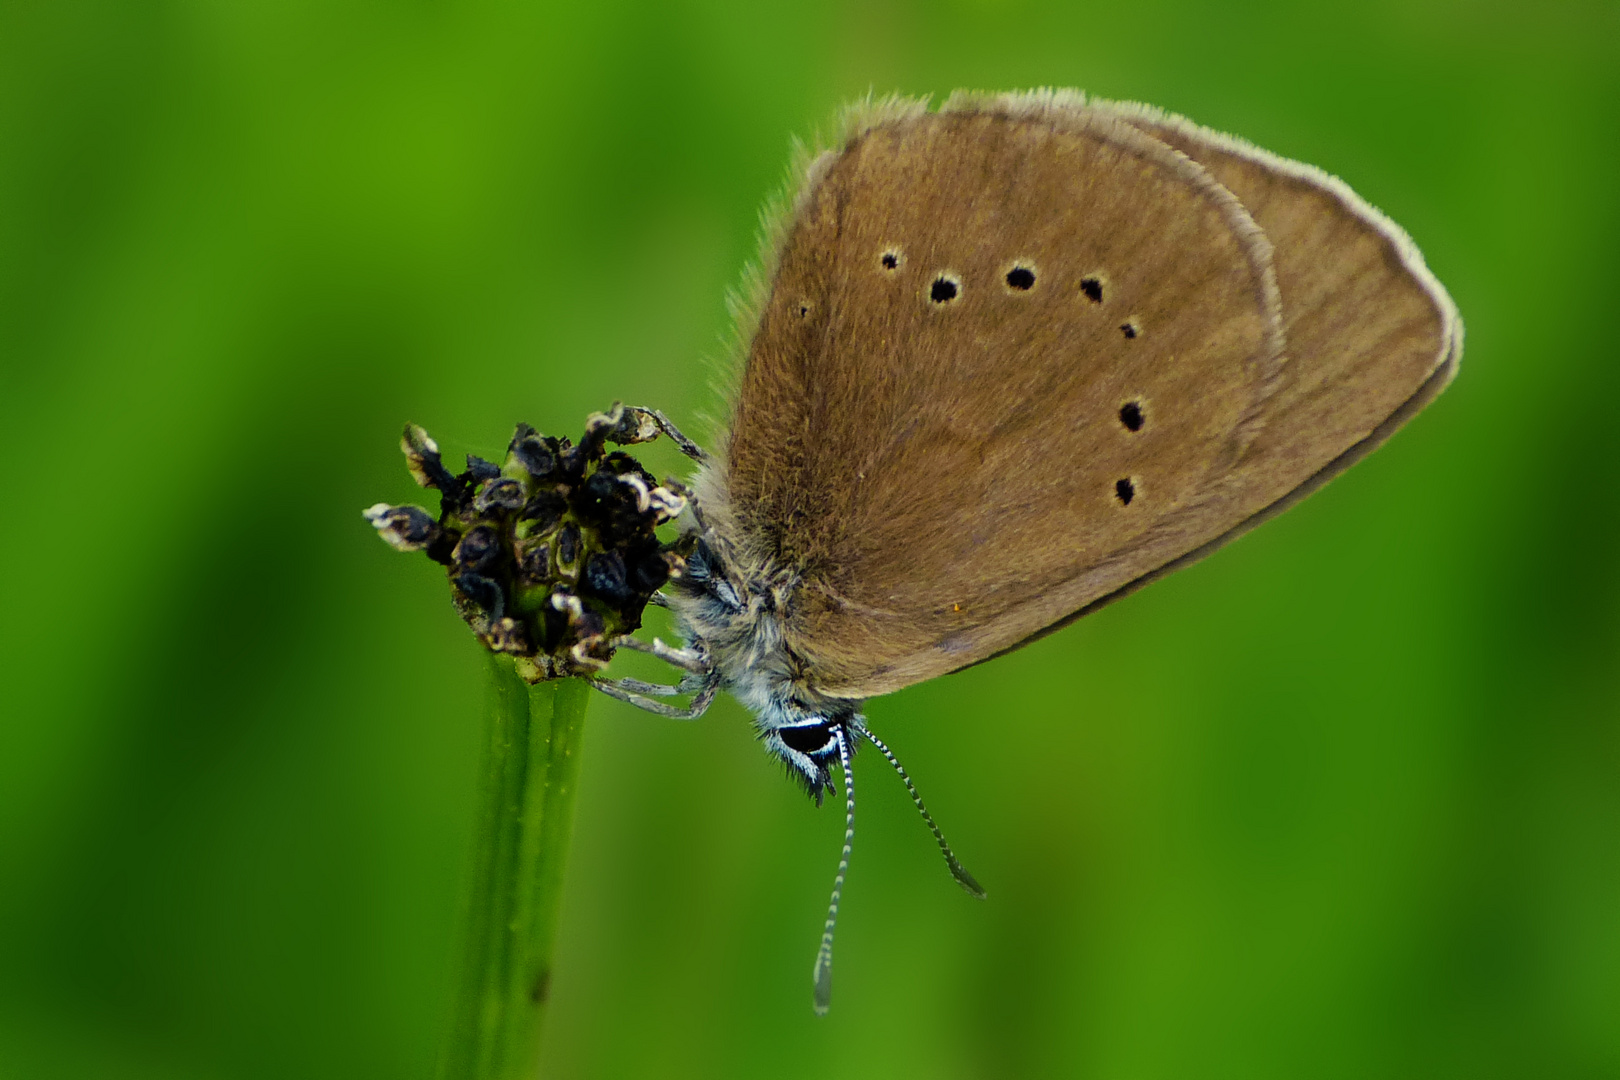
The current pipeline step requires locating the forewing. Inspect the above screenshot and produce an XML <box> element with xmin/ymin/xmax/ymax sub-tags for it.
<box><xmin>719</xmin><ymin>92</ymin><xmax>1286</xmax><ymax>696</ymax></box>
<box><xmin>1111</xmin><ymin>100</ymin><xmax>1461</xmax><ymax>505</ymax></box>
<box><xmin>951</xmin><ymin>98</ymin><xmax>1463</xmax><ymax>666</ymax></box>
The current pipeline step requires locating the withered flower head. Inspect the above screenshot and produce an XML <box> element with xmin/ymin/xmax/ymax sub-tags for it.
<box><xmin>365</xmin><ymin>404</ymin><xmax>692</xmax><ymax>682</ymax></box>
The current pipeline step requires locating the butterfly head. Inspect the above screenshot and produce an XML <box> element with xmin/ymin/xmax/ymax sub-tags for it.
<box><xmin>763</xmin><ymin>713</ymin><xmax>853</xmax><ymax>805</ymax></box>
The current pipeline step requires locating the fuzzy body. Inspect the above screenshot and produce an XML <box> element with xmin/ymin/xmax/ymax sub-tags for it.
<box><xmin>665</xmin><ymin>496</ymin><xmax>855</xmax><ymax>798</ymax></box>
<box><xmin>654</xmin><ymin>87</ymin><xmax>1458</xmax><ymax>796</ymax></box>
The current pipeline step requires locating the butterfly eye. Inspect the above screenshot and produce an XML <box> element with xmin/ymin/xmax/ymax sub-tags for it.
<box><xmin>556</xmin><ymin>523</ymin><xmax>581</xmax><ymax>567</ymax></box>
<box><xmin>779</xmin><ymin>722</ymin><xmax>836</xmax><ymax>755</ymax></box>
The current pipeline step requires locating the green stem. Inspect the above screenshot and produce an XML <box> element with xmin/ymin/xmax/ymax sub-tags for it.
<box><xmin>440</xmin><ymin>656</ymin><xmax>591</xmax><ymax>1080</ymax></box>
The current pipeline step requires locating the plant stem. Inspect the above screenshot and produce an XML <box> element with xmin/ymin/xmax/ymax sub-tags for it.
<box><xmin>440</xmin><ymin>655</ymin><xmax>591</xmax><ymax>1080</ymax></box>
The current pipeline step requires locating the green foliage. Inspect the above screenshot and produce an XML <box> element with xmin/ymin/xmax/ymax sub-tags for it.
<box><xmin>440</xmin><ymin>662</ymin><xmax>588</xmax><ymax>1080</ymax></box>
<box><xmin>1</xmin><ymin>2</ymin><xmax>1617</xmax><ymax>1078</ymax></box>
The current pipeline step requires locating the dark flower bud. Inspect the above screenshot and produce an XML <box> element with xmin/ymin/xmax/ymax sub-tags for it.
<box><xmin>555</xmin><ymin>523</ymin><xmax>580</xmax><ymax>570</ymax></box>
<box><xmin>571</xmin><ymin>605</ymin><xmax>606</xmax><ymax>646</ymax></box>
<box><xmin>454</xmin><ymin>572</ymin><xmax>505</xmax><ymax>622</ymax></box>
<box><xmin>518</xmin><ymin>489</ymin><xmax>569</xmax><ymax>533</ymax></box>
<box><xmin>600</xmin><ymin>451</ymin><xmax>656</xmax><ymax>485</ymax></box>
<box><xmin>575</xmin><ymin>405</ymin><xmax>621</xmax><ymax>462</ymax></box>
<box><xmin>578</xmin><ymin>470</ymin><xmax>628</xmax><ymax>522</ymax></box>
<box><xmin>557</xmin><ymin>440</ymin><xmax>589</xmax><ymax>482</ymax></box>
<box><xmin>465</xmin><ymin>455</ymin><xmax>502</xmax><ymax>484</ymax></box>
<box><xmin>582</xmin><ymin>550</ymin><xmax>634</xmax><ymax>607</ymax></box>
<box><xmin>607</xmin><ymin>405</ymin><xmax>661</xmax><ymax>445</ymax></box>
<box><xmin>486</xmin><ymin>616</ymin><xmax>531</xmax><ymax>655</ymax></box>
<box><xmin>646</xmin><ymin>484</ymin><xmax>687</xmax><ymax>527</ymax></box>
<box><xmin>509</xmin><ymin>423</ymin><xmax>561</xmax><ymax>481</ymax></box>
<box><xmin>474</xmin><ymin>477</ymin><xmax>526</xmax><ymax>515</ymax></box>
<box><xmin>570</xmin><ymin>640</ymin><xmax>612</xmax><ymax>671</ymax></box>
<box><xmin>363</xmin><ymin>503</ymin><xmax>440</xmax><ymax>552</ymax></box>
<box><xmin>539</xmin><ymin>589</ymin><xmax>573</xmax><ymax>651</ymax></box>
<box><xmin>425</xmin><ymin>527</ymin><xmax>461</xmax><ymax>567</ymax></box>
<box><xmin>630</xmin><ymin>546</ymin><xmax>672</xmax><ymax>593</ymax></box>
<box><xmin>453</xmin><ymin>525</ymin><xmax>502</xmax><ymax>575</ymax></box>
<box><xmin>402</xmin><ymin>424</ymin><xmax>461</xmax><ymax>495</ymax></box>
<box><xmin>518</xmin><ymin>542</ymin><xmax>551</xmax><ymax>583</ymax></box>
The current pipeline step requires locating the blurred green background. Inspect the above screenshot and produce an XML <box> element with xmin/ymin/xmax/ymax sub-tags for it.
<box><xmin>2</xmin><ymin>0</ymin><xmax>1617</xmax><ymax>1077</ymax></box>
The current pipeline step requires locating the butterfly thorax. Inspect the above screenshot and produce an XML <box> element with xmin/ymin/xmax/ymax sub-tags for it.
<box><xmin>667</xmin><ymin>536</ymin><xmax>856</xmax><ymax>802</ymax></box>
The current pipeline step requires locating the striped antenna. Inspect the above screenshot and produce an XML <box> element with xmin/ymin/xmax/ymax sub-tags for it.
<box><xmin>853</xmin><ymin>719</ymin><xmax>985</xmax><ymax>900</ymax></box>
<box><xmin>812</xmin><ymin>725</ymin><xmax>855</xmax><ymax>1015</ymax></box>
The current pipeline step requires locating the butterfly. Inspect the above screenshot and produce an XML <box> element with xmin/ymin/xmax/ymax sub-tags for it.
<box><xmin>589</xmin><ymin>89</ymin><xmax>1461</xmax><ymax>1013</ymax></box>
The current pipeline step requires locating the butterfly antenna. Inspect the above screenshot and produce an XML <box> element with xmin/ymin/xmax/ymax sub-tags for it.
<box><xmin>852</xmin><ymin>719</ymin><xmax>985</xmax><ymax>900</ymax></box>
<box><xmin>812</xmin><ymin>725</ymin><xmax>856</xmax><ymax>1016</ymax></box>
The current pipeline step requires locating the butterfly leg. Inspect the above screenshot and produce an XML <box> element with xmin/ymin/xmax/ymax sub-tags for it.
<box><xmin>610</xmin><ymin>634</ymin><xmax>711</xmax><ymax>675</ymax></box>
<box><xmin>591</xmin><ymin>670</ymin><xmax>719</xmax><ymax>719</ymax></box>
<box><xmin>615</xmin><ymin>672</ymin><xmax>710</xmax><ymax>697</ymax></box>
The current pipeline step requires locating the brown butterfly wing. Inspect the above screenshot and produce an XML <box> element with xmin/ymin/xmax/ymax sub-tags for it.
<box><xmin>954</xmin><ymin>97</ymin><xmax>1463</xmax><ymax>664</ymax></box>
<box><xmin>718</xmin><ymin>94</ymin><xmax>1287</xmax><ymax>697</ymax></box>
<box><xmin>1115</xmin><ymin>100</ymin><xmax>1461</xmax><ymax>489</ymax></box>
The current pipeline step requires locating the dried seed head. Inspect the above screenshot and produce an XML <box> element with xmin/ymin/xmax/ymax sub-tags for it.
<box><xmin>366</xmin><ymin>405</ymin><xmax>695</xmax><ymax>681</ymax></box>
